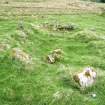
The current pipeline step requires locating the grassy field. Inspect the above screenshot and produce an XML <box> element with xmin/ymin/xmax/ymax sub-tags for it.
<box><xmin>0</xmin><ymin>0</ymin><xmax>105</xmax><ymax>105</ymax></box>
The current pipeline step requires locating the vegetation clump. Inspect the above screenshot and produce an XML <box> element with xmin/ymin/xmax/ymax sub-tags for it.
<box><xmin>73</xmin><ymin>30</ymin><xmax>99</xmax><ymax>43</ymax></box>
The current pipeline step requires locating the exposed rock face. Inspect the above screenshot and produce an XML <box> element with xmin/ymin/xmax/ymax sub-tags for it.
<box><xmin>73</xmin><ymin>67</ymin><xmax>96</xmax><ymax>89</ymax></box>
<box><xmin>46</xmin><ymin>49</ymin><xmax>62</xmax><ymax>64</ymax></box>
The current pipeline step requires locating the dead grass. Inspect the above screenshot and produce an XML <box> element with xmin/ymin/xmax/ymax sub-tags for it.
<box><xmin>0</xmin><ymin>0</ymin><xmax>105</xmax><ymax>16</ymax></box>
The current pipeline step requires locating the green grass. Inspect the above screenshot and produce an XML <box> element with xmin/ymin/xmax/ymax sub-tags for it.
<box><xmin>0</xmin><ymin>13</ymin><xmax>105</xmax><ymax>105</ymax></box>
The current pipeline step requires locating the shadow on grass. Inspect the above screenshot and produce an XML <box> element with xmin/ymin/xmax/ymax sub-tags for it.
<box><xmin>59</xmin><ymin>75</ymin><xmax>80</xmax><ymax>91</ymax></box>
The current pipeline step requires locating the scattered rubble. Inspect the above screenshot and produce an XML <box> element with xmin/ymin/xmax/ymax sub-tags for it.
<box><xmin>56</xmin><ymin>24</ymin><xmax>76</xmax><ymax>31</ymax></box>
<box><xmin>46</xmin><ymin>49</ymin><xmax>62</xmax><ymax>64</ymax></box>
<box><xmin>11</xmin><ymin>48</ymin><xmax>32</xmax><ymax>64</ymax></box>
<box><xmin>42</xmin><ymin>23</ymin><xmax>76</xmax><ymax>31</ymax></box>
<box><xmin>31</xmin><ymin>23</ymin><xmax>77</xmax><ymax>32</ymax></box>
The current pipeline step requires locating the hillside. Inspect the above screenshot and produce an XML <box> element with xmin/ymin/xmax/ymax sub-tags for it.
<box><xmin>0</xmin><ymin>0</ymin><xmax>105</xmax><ymax>105</ymax></box>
